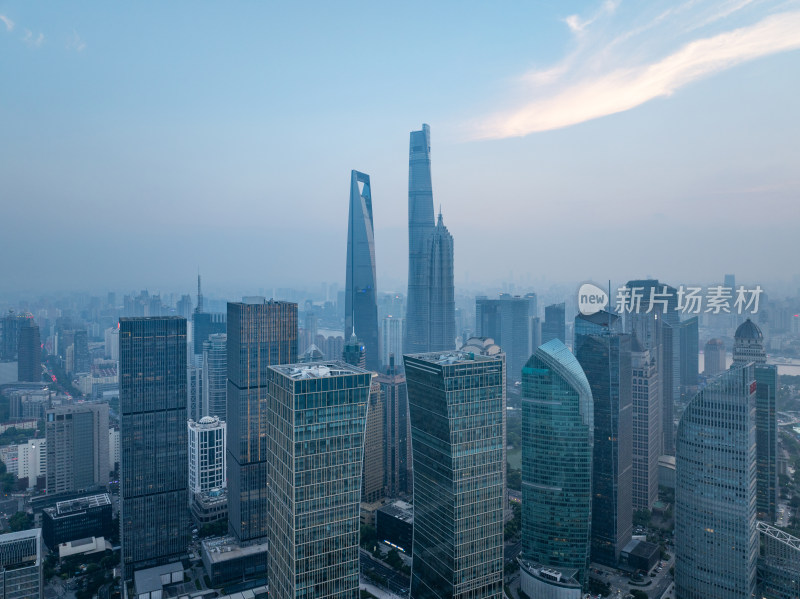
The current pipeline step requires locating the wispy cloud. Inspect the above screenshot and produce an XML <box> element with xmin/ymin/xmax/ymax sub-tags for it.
<box><xmin>22</xmin><ymin>28</ymin><xmax>45</xmax><ymax>48</ymax></box>
<box><xmin>0</xmin><ymin>14</ymin><xmax>14</xmax><ymax>31</ymax></box>
<box><xmin>67</xmin><ymin>29</ymin><xmax>86</xmax><ymax>52</ymax></box>
<box><xmin>472</xmin><ymin>1</ymin><xmax>800</xmax><ymax>139</ymax></box>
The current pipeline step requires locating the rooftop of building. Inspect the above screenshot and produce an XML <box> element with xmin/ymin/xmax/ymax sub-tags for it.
<box><xmin>576</xmin><ymin>309</ymin><xmax>620</xmax><ymax>327</ymax></box>
<box><xmin>133</xmin><ymin>561</ymin><xmax>183</xmax><ymax>595</ymax></box>
<box><xmin>271</xmin><ymin>361</ymin><xmax>369</xmax><ymax>380</ymax></box>
<box><xmin>189</xmin><ymin>416</ymin><xmax>225</xmax><ymax>429</ymax></box>
<box><xmin>705</xmin><ymin>338</ymin><xmax>725</xmax><ymax>347</ymax></box>
<box><xmin>45</xmin><ymin>493</ymin><xmax>111</xmax><ymax>517</ymax></box>
<box><xmin>517</xmin><ymin>558</ymin><xmax>581</xmax><ymax>588</ymax></box>
<box><xmin>201</xmin><ymin>536</ymin><xmax>269</xmax><ymax>563</ymax></box>
<box><xmin>378</xmin><ymin>500</ymin><xmax>414</xmax><ymax>524</ymax></box>
<box><xmin>735</xmin><ymin>318</ymin><xmax>763</xmax><ymax>341</ymax></box>
<box><xmin>621</xmin><ymin>538</ymin><xmax>660</xmax><ymax>560</ymax></box>
<box><xmin>0</xmin><ymin>527</ymin><xmax>41</xmax><ymax>544</ymax></box>
<box><xmin>405</xmin><ymin>350</ymin><xmax>502</xmax><ymax>366</ymax></box>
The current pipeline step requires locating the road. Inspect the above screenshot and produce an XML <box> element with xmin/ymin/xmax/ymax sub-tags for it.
<box><xmin>360</xmin><ymin>549</ymin><xmax>410</xmax><ymax>597</ymax></box>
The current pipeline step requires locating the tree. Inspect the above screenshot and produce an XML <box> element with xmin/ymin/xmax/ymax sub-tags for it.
<box><xmin>630</xmin><ymin>590</ymin><xmax>648</xmax><ymax>599</ymax></box>
<box><xmin>360</xmin><ymin>524</ymin><xmax>377</xmax><ymax>548</ymax></box>
<box><xmin>633</xmin><ymin>509</ymin><xmax>651</xmax><ymax>528</ymax></box>
<box><xmin>8</xmin><ymin>511</ymin><xmax>32</xmax><ymax>532</ymax></box>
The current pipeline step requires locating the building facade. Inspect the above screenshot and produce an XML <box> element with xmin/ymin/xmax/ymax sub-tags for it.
<box><xmin>732</xmin><ymin>318</ymin><xmax>778</xmax><ymax>522</ymax></box>
<box><xmin>575</xmin><ymin>329</ymin><xmax>633</xmax><ymax>567</ymax></box>
<box><xmin>675</xmin><ymin>366</ymin><xmax>758</xmax><ymax>599</ymax></box>
<box><xmin>202</xmin><ymin>333</ymin><xmax>227</xmax><ymax>419</ymax></box>
<box><xmin>188</xmin><ymin>416</ymin><xmax>226</xmax><ymax>495</ymax></box>
<box><xmin>380</xmin><ymin>316</ymin><xmax>404</xmax><ymax>369</ymax></box>
<box><xmin>46</xmin><ymin>403</ymin><xmax>110</xmax><ymax>496</ymax></box>
<box><xmin>17</xmin><ymin>324</ymin><xmax>40</xmax><ymax>382</ymax></box>
<box><xmin>227</xmin><ymin>299</ymin><xmax>297</xmax><ymax>543</ymax></box>
<box><xmin>266</xmin><ymin>362</ymin><xmax>371</xmax><ymax>599</ymax></box>
<box><xmin>542</xmin><ymin>303</ymin><xmax>566</xmax><ymax>345</ymax></box>
<box><xmin>405</xmin><ymin>124</ymin><xmax>436</xmax><ymax>355</ymax></box>
<box><xmin>0</xmin><ymin>529</ymin><xmax>43</xmax><ymax>599</ymax></box>
<box><xmin>406</xmin><ymin>350</ymin><xmax>505</xmax><ymax>599</ymax></box>
<box><xmin>630</xmin><ymin>338</ymin><xmax>661</xmax><ymax>511</ymax></box>
<box><xmin>427</xmin><ymin>212</ymin><xmax>456</xmax><ymax>353</ymax></box>
<box><xmin>376</xmin><ymin>356</ymin><xmax>411</xmax><ymax>497</ymax></box>
<box><xmin>345</xmin><ymin>170</ymin><xmax>380</xmax><ymax>371</ymax></box>
<box><xmin>120</xmin><ymin>317</ymin><xmax>190</xmax><ymax>576</ymax></box>
<box><xmin>521</xmin><ymin>339</ymin><xmax>593</xmax><ymax>591</ymax></box>
<box><xmin>704</xmin><ymin>338</ymin><xmax>726</xmax><ymax>376</ymax></box>
<box><xmin>475</xmin><ymin>294</ymin><xmax>537</xmax><ymax>385</ymax></box>
<box><xmin>42</xmin><ymin>494</ymin><xmax>113</xmax><ymax>550</ymax></box>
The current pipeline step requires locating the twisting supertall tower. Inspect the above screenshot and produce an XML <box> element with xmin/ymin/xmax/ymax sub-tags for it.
<box><xmin>405</xmin><ymin>124</ymin><xmax>455</xmax><ymax>354</ymax></box>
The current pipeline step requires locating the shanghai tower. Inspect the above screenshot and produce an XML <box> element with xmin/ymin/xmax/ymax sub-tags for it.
<box><xmin>345</xmin><ymin>170</ymin><xmax>380</xmax><ymax>371</ymax></box>
<box><xmin>405</xmin><ymin>124</ymin><xmax>436</xmax><ymax>354</ymax></box>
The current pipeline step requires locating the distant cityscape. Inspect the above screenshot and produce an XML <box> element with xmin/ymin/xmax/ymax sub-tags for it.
<box><xmin>1</xmin><ymin>124</ymin><xmax>800</xmax><ymax>599</ymax></box>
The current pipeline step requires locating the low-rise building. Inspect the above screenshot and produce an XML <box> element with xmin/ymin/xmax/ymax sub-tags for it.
<box><xmin>41</xmin><ymin>494</ymin><xmax>113</xmax><ymax>551</ymax></box>
<box><xmin>376</xmin><ymin>500</ymin><xmax>413</xmax><ymax>556</ymax></box>
<box><xmin>201</xmin><ymin>536</ymin><xmax>268</xmax><ymax>588</ymax></box>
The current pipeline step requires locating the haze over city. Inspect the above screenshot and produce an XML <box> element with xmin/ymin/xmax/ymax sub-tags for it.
<box><xmin>2</xmin><ymin>0</ymin><xmax>799</xmax><ymax>295</ymax></box>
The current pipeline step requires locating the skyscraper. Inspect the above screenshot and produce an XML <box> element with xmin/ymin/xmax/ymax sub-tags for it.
<box><xmin>542</xmin><ymin>302</ymin><xmax>566</xmax><ymax>345</ymax></box>
<box><xmin>704</xmin><ymin>338</ymin><xmax>726</xmax><ymax>376</ymax></box>
<box><xmin>630</xmin><ymin>337</ymin><xmax>661</xmax><ymax>511</ymax></box>
<box><xmin>376</xmin><ymin>355</ymin><xmax>411</xmax><ymax>497</ymax></box>
<box><xmin>675</xmin><ymin>365</ymin><xmax>758</xmax><ymax>599</ymax></box>
<box><xmin>476</xmin><ymin>294</ymin><xmax>538</xmax><ymax>385</ymax></box>
<box><xmin>575</xmin><ymin>327</ymin><xmax>633</xmax><ymax>567</ymax></box>
<box><xmin>380</xmin><ymin>316</ymin><xmax>404</xmax><ymax>369</ymax></box>
<box><xmin>266</xmin><ymin>362</ymin><xmax>371</xmax><ymax>599</ymax></box>
<box><xmin>520</xmin><ymin>339</ymin><xmax>593</xmax><ymax>595</ymax></box>
<box><xmin>17</xmin><ymin>323</ymin><xmax>40</xmax><ymax>382</ymax></box>
<box><xmin>406</xmin><ymin>124</ymin><xmax>435</xmax><ymax>355</ymax></box>
<box><xmin>188</xmin><ymin>416</ymin><xmax>226</xmax><ymax>495</ymax></box>
<box><xmin>341</xmin><ymin>335</ymin><xmax>384</xmax><ymax>504</ymax></box>
<box><xmin>227</xmin><ymin>299</ymin><xmax>297</xmax><ymax>543</ymax></box>
<box><xmin>73</xmin><ymin>330</ymin><xmax>91</xmax><ymax>374</ymax></box>
<box><xmin>202</xmin><ymin>333</ymin><xmax>227</xmax><ymax>419</ymax></box>
<box><xmin>678</xmin><ymin>316</ymin><xmax>699</xmax><ymax>389</ymax></box>
<box><xmin>427</xmin><ymin>211</ymin><xmax>455</xmax><ymax>352</ymax></box>
<box><xmin>345</xmin><ymin>170</ymin><xmax>380</xmax><ymax>371</ymax></box>
<box><xmin>732</xmin><ymin>319</ymin><xmax>778</xmax><ymax>522</ymax></box>
<box><xmin>46</xmin><ymin>404</ymin><xmax>110</xmax><ymax>495</ymax></box>
<box><xmin>119</xmin><ymin>317</ymin><xmax>189</xmax><ymax>576</ymax></box>
<box><xmin>405</xmin><ymin>350</ymin><xmax>505</xmax><ymax>599</ymax></box>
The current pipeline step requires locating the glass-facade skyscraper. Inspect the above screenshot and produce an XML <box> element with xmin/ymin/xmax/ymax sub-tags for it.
<box><xmin>427</xmin><ymin>212</ymin><xmax>455</xmax><ymax>352</ymax></box>
<box><xmin>202</xmin><ymin>333</ymin><xmax>227</xmax><ymax>420</ymax></box>
<box><xmin>405</xmin><ymin>350</ymin><xmax>505</xmax><ymax>599</ymax></box>
<box><xmin>630</xmin><ymin>337</ymin><xmax>661</xmax><ymax>510</ymax></box>
<box><xmin>675</xmin><ymin>365</ymin><xmax>758</xmax><ymax>599</ymax></box>
<box><xmin>406</xmin><ymin>124</ymin><xmax>435</xmax><ymax>355</ymax></box>
<box><xmin>575</xmin><ymin>326</ymin><xmax>633</xmax><ymax>567</ymax></box>
<box><xmin>265</xmin><ymin>361</ymin><xmax>371</xmax><ymax>599</ymax></box>
<box><xmin>227</xmin><ymin>299</ymin><xmax>297</xmax><ymax>543</ymax></box>
<box><xmin>345</xmin><ymin>170</ymin><xmax>380</xmax><ymax>371</ymax></box>
<box><xmin>732</xmin><ymin>318</ymin><xmax>778</xmax><ymax>522</ymax></box>
<box><xmin>119</xmin><ymin>316</ymin><xmax>190</xmax><ymax>576</ymax></box>
<box><xmin>405</xmin><ymin>124</ymin><xmax>456</xmax><ymax>355</ymax></box>
<box><xmin>520</xmin><ymin>339</ymin><xmax>593</xmax><ymax>592</ymax></box>
<box><xmin>476</xmin><ymin>294</ymin><xmax>537</xmax><ymax>385</ymax></box>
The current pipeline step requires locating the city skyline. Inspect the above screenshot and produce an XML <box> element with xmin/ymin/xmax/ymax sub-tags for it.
<box><xmin>1</xmin><ymin>2</ymin><xmax>798</xmax><ymax>293</ymax></box>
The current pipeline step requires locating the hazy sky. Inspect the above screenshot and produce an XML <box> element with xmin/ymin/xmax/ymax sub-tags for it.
<box><xmin>1</xmin><ymin>1</ymin><xmax>799</xmax><ymax>296</ymax></box>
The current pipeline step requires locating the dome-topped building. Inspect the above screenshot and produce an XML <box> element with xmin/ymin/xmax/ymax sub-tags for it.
<box><xmin>733</xmin><ymin>319</ymin><xmax>766</xmax><ymax>365</ymax></box>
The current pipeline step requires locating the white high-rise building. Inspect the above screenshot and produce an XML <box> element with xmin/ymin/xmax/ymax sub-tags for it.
<box><xmin>109</xmin><ymin>428</ymin><xmax>120</xmax><ymax>471</ymax></box>
<box><xmin>380</xmin><ymin>315</ymin><xmax>404</xmax><ymax>368</ymax></box>
<box><xmin>104</xmin><ymin>326</ymin><xmax>119</xmax><ymax>361</ymax></box>
<box><xmin>188</xmin><ymin>417</ymin><xmax>226</xmax><ymax>495</ymax></box>
<box><xmin>17</xmin><ymin>438</ymin><xmax>47</xmax><ymax>488</ymax></box>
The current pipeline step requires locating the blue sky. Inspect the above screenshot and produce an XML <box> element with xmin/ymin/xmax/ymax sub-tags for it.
<box><xmin>1</xmin><ymin>1</ymin><xmax>798</xmax><ymax>295</ymax></box>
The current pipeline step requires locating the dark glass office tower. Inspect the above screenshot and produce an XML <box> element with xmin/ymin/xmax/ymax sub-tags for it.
<box><xmin>266</xmin><ymin>362</ymin><xmax>371</xmax><ymax>599</ymax></box>
<box><xmin>520</xmin><ymin>339</ymin><xmax>593</xmax><ymax>592</ymax></box>
<box><xmin>17</xmin><ymin>323</ymin><xmax>41</xmax><ymax>382</ymax></box>
<box><xmin>675</xmin><ymin>366</ymin><xmax>758</xmax><ymax>599</ymax></box>
<box><xmin>227</xmin><ymin>299</ymin><xmax>297</xmax><ymax>543</ymax></box>
<box><xmin>427</xmin><ymin>212</ymin><xmax>455</xmax><ymax>352</ymax></box>
<box><xmin>476</xmin><ymin>294</ymin><xmax>538</xmax><ymax>385</ymax></box>
<box><xmin>406</xmin><ymin>350</ymin><xmax>505</xmax><ymax>599</ymax></box>
<box><xmin>732</xmin><ymin>319</ymin><xmax>778</xmax><ymax>522</ymax></box>
<box><xmin>377</xmin><ymin>356</ymin><xmax>410</xmax><ymax>496</ymax></box>
<box><xmin>575</xmin><ymin>329</ymin><xmax>633</xmax><ymax>567</ymax></box>
<box><xmin>542</xmin><ymin>303</ymin><xmax>566</xmax><ymax>345</ymax></box>
<box><xmin>119</xmin><ymin>317</ymin><xmax>189</xmax><ymax>576</ymax></box>
<box><xmin>625</xmin><ymin>279</ymin><xmax>680</xmax><ymax>456</ymax></box>
<box><xmin>345</xmin><ymin>170</ymin><xmax>380</xmax><ymax>371</ymax></box>
<box><xmin>202</xmin><ymin>333</ymin><xmax>227</xmax><ymax>419</ymax></box>
<box><xmin>406</xmin><ymin>124</ymin><xmax>435</xmax><ymax>355</ymax></box>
